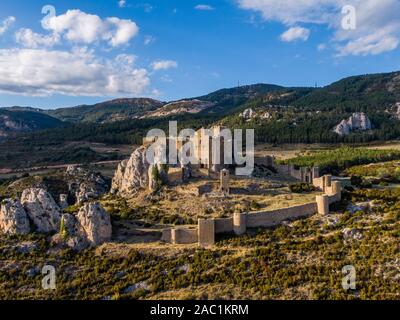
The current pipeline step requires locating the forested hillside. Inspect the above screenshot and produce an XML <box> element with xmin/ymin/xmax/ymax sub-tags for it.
<box><xmin>1</xmin><ymin>71</ymin><xmax>400</xmax><ymax>168</ymax></box>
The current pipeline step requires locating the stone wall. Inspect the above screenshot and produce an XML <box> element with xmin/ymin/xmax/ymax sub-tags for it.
<box><xmin>214</xmin><ymin>217</ymin><xmax>234</xmax><ymax>234</ymax></box>
<box><xmin>245</xmin><ymin>202</ymin><xmax>317</xmax><ymax>228</ymax></box>
<box><xmin>162</xmin><ymin>227</ymin><xmax>198</xmax><ymax>244</ymax></box>
<box><xmin>276</xmin><ymin>163</ymin><xmax>320</xmax><ymax>184</ymax></box>
<box><xmin>161</xmin><ymin>175</ymin><xmax>342</xmax><ymax>247</ymax></box>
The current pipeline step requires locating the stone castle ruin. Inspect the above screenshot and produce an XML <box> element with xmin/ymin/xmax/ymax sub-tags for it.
<box><xmin>110</xmin><ymin>126</ymin><xmax>343</xmax><ymax>248</ymax></box>
<box><xmin>162</xmin><ymin>172</ymin><xmax>342</xmax><ymax>247</ymax></box>
<box><xmin>112</xmin><ymin>125</ymin><xmax>238</xmax><ymax>197</ymax></box>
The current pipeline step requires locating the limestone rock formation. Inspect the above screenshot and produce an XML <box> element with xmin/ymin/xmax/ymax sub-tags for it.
<box><xmin>21</xmin><ymin>188</ymin><xmax>61</xmax><ymax>233</ymax></box>
<box><xmin>76</xmin><ymin>203</ymin><xmax>112</xmax><ymax>246</ymax></box>
<box><xmin>111</xmin><ymin>146</ymin><xmax>150</xmax><ymax>196</ymax></box>
<box><xmin>54</xmin><ymin>202</ymin><xmax>112</xmax><ymax>250</ymax></box>
<box><xmin>65</xmin><ymin>166</ymin><xmax>108</xmax><ymax>204</ymax></box>
<box><xmin>394</xmin><ymin>102</ymin><xmax>400</xmax><ymax>120</ymax></box>
<box><xmin>0</xmin><ymin>199</ymin><xmax>30</xmax><ymax>235</ymax></box>
<box><xmin>333</xmin><ymin>112</ymin><xmax>372</xmax><ymax>136</ymax></box>
<box><xmin>59</xmin><ymin>213</ymin><xmax>90</xmax><ymax>251</ymax></box>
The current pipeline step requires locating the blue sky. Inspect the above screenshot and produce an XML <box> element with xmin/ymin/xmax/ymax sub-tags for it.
<box><xmin>0</xmin><ymin>0</ymin><xmax>400</xmax><ymax>109</ymax></box>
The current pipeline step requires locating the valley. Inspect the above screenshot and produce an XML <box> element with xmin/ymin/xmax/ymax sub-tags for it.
<box><xmin>1</xmin><ymin>71</ymin><xmax>400</xmax><ymax>301</ymax></box>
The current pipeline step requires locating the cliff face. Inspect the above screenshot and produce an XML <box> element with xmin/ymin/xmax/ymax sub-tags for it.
<box><xmin>0</xmin><ymin>199</ymin><xmax>30</xmax><ymax>235</ymax></box>
<box><xmin>21</xmin><ymin>188</ymin><xmax>62</xmax><ymax>233</ymax></box>
<box><xmin>333</xmin><ymin>113</ymin><xmax>372</xmax><ymax>136</ymax></box>
<box><xmin>111</xmin><ymin>146</ymin><xmax>150</xmax><ymax>197</ymax></box>
<box><xmin>58</xmin><ymin>202</ymin><xmax>112</xmax><ymax>250</ymax></box>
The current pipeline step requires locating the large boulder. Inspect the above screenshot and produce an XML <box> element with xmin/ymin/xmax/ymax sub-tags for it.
<box><xmin>0</xmin><ymin>199</ymin><xmax>30</xmax><ymax>235</ymax></box>
<box><xmin>111</xmin><ymin>146</ymin><xmax>150</xmax><ymax>197</ymax></box>
<box><xmin>58</xmin><ymin>213</ymin><xmax>90</xmax><ymax>251</ymax></box>
<box><xmin>76</xmin><ymin>203</ymin><xmax>112</xmax><ymax>246</ymax></box>
<box><xmin>21</xmin><ymin>188</ymin><xmax>61</xmax><ymax>233</ymax></box>
<box><xmin>54</xmin><ymin>203</ymin><xmax>112</xmax><ymax>251</ymax></box>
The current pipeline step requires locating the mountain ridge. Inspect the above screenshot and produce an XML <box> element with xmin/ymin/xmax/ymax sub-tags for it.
<box><xmin>1</xmin><ymin>71</ymin><xmax>400</xmax><ymax>139</ymax></box>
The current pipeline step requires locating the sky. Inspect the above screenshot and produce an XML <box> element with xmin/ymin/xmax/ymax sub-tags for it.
<box><xmin>0</xmin><ymin>0</ymin><xmax>400</xmax><ymax>109</ymax></box>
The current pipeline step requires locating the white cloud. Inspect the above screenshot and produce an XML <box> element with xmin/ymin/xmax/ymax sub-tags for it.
<box><xmin>23</xmin><ymin>9</ymin><xmax>139</xmax><ymax>48</ymax></box>
<box><xmin>118</xmin><ymin>0</ymin><xmax>126</xmax><ymax>8</ymax></box>
<box><xmin>151</xmin><ymin>60</ymin><xmax>178</xmax><ymax>71</ymax></box>
<box><xmin>336</xmin><ymin>29</ymin><xmax>399</xmax><ymax>56</ymax></box>
<box><xmin>238</xmin><ymin>0</ymin><xmax>339</xmax><ymax>25</ymax></box>
<box><xmin>238</xmin><ymin>0</ymin><xmax>400</xmax><ymax>56</ymax></box>
<box><xmin>15</xmin><ymin>28</ymin><xmax>60</xmax><ymax>48</ymax></box>
<box><xmin>280</xmin><ymin>27</ymin><xmax>310</xmax><ymax>42</ymax></box>
<box><xmin>107</xmin><ymin>17</ymin><xmax>139</xmax><ymax>46</ymax></box>
<box><xmin>195</xmin><ymin>4</ymin><xmax>215</xmax><ymax>11</ymax></box>
<box><xmin>0</xmin><ymin>16</ymin><xmax>16</xmax><ymax>35</ymax></box>
<box><xmin>144</xmin><ymin>35</ymin><xmax>155</xmax><ymax>45</ymax></box>
<box><xmin>0</xmin><ymin>48</ymin><xmax>150</xmax><ymax>96</ymax></box>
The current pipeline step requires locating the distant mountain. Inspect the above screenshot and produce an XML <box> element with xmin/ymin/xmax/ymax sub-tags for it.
<box><xmin>293</xmin><ymin>71</ymin><xmax>400</xmax><ymax>112</ymax></box>
<box><xmin>0</xmin><ymin>109</ymin><xmax>65</xmax><ymax>138</ymax></box>
<box><xmin>46</xmin><ymin>98</ymin><xmax>165</xmax><ymax>123</ymax></box>
<box><xmin>3</xmin><ymin>71</ymin><xmax>400</xmax><ymax>145</ymax></box>
<box><xmin>20</xmin><ymin>84</ymin><xmax>284</xmax><ymax>124</ymax></box>
<box><xmin>195</xmin><ymin>83</ymin><xmax>286</xmax><ymax>115</ymax></box>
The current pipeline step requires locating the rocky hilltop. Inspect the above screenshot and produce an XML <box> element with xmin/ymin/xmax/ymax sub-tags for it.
<box><xmin>111</xmin><ymin>146</ymin><xmax>150</xmax><ymax>197</ymax></box>
<box><xmin>0</xmin><ymin>166</ymin><xmax>112</xmax><ymax>250</ymax></box>
<box><xmin>333</xmin><ymin>112</ymin><xmax>372</xmax><ymax>136</ymax></box>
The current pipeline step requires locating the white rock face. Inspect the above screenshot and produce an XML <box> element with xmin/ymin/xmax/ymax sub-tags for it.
<box><xmin>334</xmin><ymin>112</ymin><xmax>372</xmax><ymax>136</ymax></box>
<box><xmin>58</xmin><ymin>213</ymin><xmax>89</xmax><ymax>251</ymax></box>
<box><xmin>21</xmin><ymin>188</ymin><xmax>61</xmax><ymax>233</ymax></box>
<box><xmin>0</xmin><ymin>199</ymin><xmax>30</xmax><ymax>235</ymax></box>
<box><xmin>54</xmin><ymin>203</ymin><xmax>112</xmax><ymax>251</ymax></box>
<box><xmin>112</xmin><ymin>146</ymin><xmax>150</xmax><ymax>197</ymax></box>
<box><xmin>76</xmin><ymin>203</ymin><xmax>112</xmax><ymax>246</ymax></box>
<box><xmin>394</xmin><ymin>102</ymin><xmax>400</xmax><ymax>120</ymax></box>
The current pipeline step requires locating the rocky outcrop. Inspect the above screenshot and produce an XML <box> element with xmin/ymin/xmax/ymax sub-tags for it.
<box><xmin>394</xmin><ymin>102</ymin><xmax>400</xmax><ymax>120</ymax></box>
<box><xmin>333</xmin><ymin>112</ymin><xmax>372</xmax><ymax>136</ymax></box>
<box><xmin>0</xmin><ymin>199</ymin><xmax>30</xmax><ymax>235</ymax></box>
<box><xmin>21</xmin><ymin>188</ymin><xmax>61</xmax><ymax>233</ymax></box>
<box><xmin>52</xmin><ymin>203</ymin><xmax>112</xmax><ymax>251</ymax></box>
<box><xmin>76</xmin><ymin>203</ymin><xmax>112</xmax><ymax>246</ymax></box>
<box><xmin>112</xmin><ymin>146</ymin><xmax>150</xmax><ymax>197</ymax></box>
<box><xmin>55</xmin><ymin>202</ymin><xmax>112</xmax><ymax>251</ymax></box>
<box><xmin>65</xmin><ymin>166</ymin><xmax>108</xmax><ymax>204</ymax></box>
